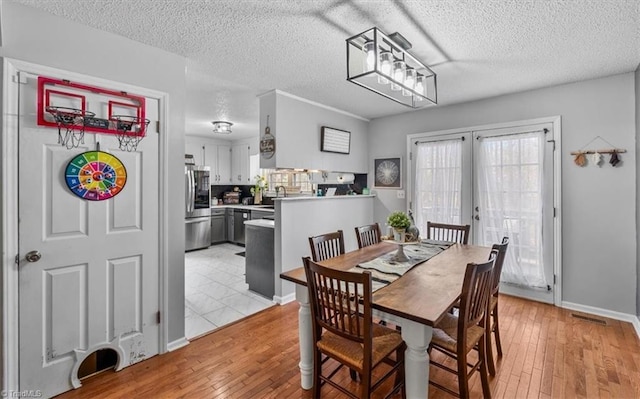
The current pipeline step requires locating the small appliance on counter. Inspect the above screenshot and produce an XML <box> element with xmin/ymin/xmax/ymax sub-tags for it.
<box><xmin>223</xmin><ymin>191</ymin><xmax>241</xmax><ymax>204</ymax></box>
<box><xmin>242</xmin><ymin>197</ymin><xmax>254</xmax><ymax>205</ymax></box>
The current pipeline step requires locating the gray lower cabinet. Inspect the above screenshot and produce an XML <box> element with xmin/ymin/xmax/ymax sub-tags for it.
<box><xmin>245</xmin><ymin>224</ymin><xmax>274</xmax><ymax>298</ymax></box>
<box><xmin>210</xmin><ymin>209</ymin><xmax>227</xmax><ymax>244</ymax></box>
<box><xmin>226</xmin><ymin>208</ymin><xmax>234</xmax><ymax>244</ymax></box>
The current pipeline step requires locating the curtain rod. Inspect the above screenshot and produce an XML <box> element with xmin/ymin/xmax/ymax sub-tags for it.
<box><xmin>476</xmin><ymin>128</ymin><xmax>548</xmax><ymax>140</ymax></box>
<box><xmin>414</xmin><ymin>136</ymin><xmax>465</xmax><ymax>145</ymax></box>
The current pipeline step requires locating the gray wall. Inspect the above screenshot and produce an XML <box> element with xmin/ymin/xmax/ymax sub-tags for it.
<box><xmin>0</xmin><ymin>2</ymin><xmax>188</xmax><ymax>344</ymax></box>
<box><xmin>636</xmin><ymin>64</ymin><xmax>640</xmax><ymax>318</ymax></box>
<box><xmin>369</xmin><ymin>73</ymin><xmax>637</xmax><ymax>315</ymax></box>
<box><xmin>259</xmin><ymin>91</ymin><xmax>369</xmax><ymax>173</ymax></box>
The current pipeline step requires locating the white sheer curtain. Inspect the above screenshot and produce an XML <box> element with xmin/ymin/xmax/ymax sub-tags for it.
<box><xmin>414</xmin><ymin>139</ymin><xmax>462</xmax><ymax>234</ymax></box>
<box><xmin>476</xmin><ymin>131</ymin><xmax>547</xmax><ymax>288</ymax></box>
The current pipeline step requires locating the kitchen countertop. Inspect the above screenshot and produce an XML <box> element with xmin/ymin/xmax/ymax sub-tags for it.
<box><xmin>244</xmin><ymin>219</ymin><xmax>275</xmax><ymax>228</ymax></box>
<box><xmin>210</xmin><ymin>204</ymin><xmax>275</xmax><ymax>212</ymax></box>
<box><xmin>273</xmin><ymin>194</ymin><xmax>376</xmax><ymax>202</ymax></box>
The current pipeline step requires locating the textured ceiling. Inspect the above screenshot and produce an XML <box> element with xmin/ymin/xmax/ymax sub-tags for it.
<box><xmin>12</xmin><ymin>0</ymin><xmax>640</xmax><ymax>139</ymax></box>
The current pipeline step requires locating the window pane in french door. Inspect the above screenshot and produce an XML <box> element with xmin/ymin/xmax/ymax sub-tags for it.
<box><xmin>413</xmin><ymin>138</ymin><xmax>463</xmax><ymax>232</ymax></box>
<box><xmin>475</xmin><ymin>130</ymin><xmax>547</xmax><ymax>288</ymax></box>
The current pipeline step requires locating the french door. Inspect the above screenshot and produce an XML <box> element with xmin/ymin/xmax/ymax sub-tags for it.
<box><xmin>410</xmin><ymin>120</ymin><xmax>557</xmax><ymax>303</ymax></box>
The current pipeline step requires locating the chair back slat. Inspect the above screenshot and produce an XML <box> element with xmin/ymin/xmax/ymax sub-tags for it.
<box><xmin>457</xmin><ymin>250</ymin><xmax>496</xmax><ymax>351</ymax></box>
<box><xmin>355</xmin><ymin>223</ymin><xmax>382</xmax><ymax>249</ymax></box>
<box><xmin>490</xmin><ymin>237</ymin><xmax>509</xmax><ymax>296</ymax></box>
<box><xmin>426</xmin><ymin>222</ymin><xmax>471</xmax><ymax>244</ymax></box>
<box><xmin>309</xmin><ymin>230</ymin><xmax>345</xmax><ymax>262</ymax></box>
<box><xmin>303</xmin><ymin>257</ymin><xmax>371</xmax><ymax>344</ymax></box>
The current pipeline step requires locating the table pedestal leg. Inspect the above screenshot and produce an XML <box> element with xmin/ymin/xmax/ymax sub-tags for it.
<box><xmin>401</xmin><ymin>319</ymin><xmax>432</xmax><ymax>399</ymax></box>
<box><xmin>296</xmin><ymin>284</ymin><xmax>313</xmax><ymax>390</ymax></box>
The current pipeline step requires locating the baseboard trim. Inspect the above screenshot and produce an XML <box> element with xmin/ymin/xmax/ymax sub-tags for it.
<box><xmin>562</xmin><ymin>301</ymin><xmax>640</xmax><ymax>340</ymax></box>
<box><xmin>274</xmin><ymin>293</ymin><xmax>296</xmax><ymax>305</ymax></box>
<box><xmin>167</xmin><ymin>337</ymin><xmax>189</xmax><ymax>352</ymax></box>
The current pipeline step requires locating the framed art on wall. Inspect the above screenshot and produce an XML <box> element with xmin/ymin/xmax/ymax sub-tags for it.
<box><xmin>374</xmin><ymin>157</ymin><xmax>401</xmax><ymax>188</ymax></box>
<box><xmin>320</xmin><ymin>126</ymin><xmax>350</xmax><ymax>154</ymax></box>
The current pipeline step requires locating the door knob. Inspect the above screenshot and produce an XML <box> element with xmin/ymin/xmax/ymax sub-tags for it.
<box><xmin>25</xmin><ymin>250</ymin><xmax>42</xmax><ymax>263</ymax></box>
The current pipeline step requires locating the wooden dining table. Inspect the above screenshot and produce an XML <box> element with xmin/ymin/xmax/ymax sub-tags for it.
<box><xmin>280</xmin><ymin>240</ymin><xmax>491</xmax><ymax>399</ymax></box>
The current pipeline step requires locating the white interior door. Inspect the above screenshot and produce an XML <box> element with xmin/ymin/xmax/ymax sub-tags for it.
<box><xmin>411</xmin><ymin>121</ymin><xmax>556</xmax><ymax>304</ymax></box>
<box><xmin>17</xmin><ymin>71</ymin><xmax>160</xmax><ymax>397</ymax></box>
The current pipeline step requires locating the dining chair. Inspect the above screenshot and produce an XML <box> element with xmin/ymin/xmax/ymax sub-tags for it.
<box><xmin>355</xmin><ymin>223</ymin><xmax>382</xmax><ymax>249</ymax></box>
<box><xmin>426</xmin><ymin>221</ymin><xmax>471</xmax><ymax>244</ymax></box>
<box><xmin>428</xmin><ymin>251</ymin><xmax>496</xmax><ymax>399</ymax></box>
<box><xmin>309</xmin><ymin>230</ymin><xmax>345</xmax><ymax>262</ymax></box>
<box><xmin>302</xmin><ymin>257</ymin><xmax>406</xmax><ymax>399</ymax></box>
<box><xmin>486</xmin><ymin>237</ymin><xmax>509</xmax><ymax>376</ymax></box>
<box><xmin>309</xmin><ymin>229</ymin><xmax>363</xmax><ymax>380</ymax></box>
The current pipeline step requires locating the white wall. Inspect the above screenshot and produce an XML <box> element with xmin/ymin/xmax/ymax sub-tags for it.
<box><xmin>0</xmin><ymin>2</ymin><xmax>188</xmax><ymax>344</ymax></box>
<box><xmin>636</xmin><ymin>64</ymin><xmax>640</xmax><ymax>318</ymax></box>
<box><xmin>369</xmin><ymin>73</ymin><xmax>637</xmax><ymax>315</ymax></box>
<box><xmin>259</xmin><ymin>90</ymin><xmax>369</xmax><ymax>173</ymax></box>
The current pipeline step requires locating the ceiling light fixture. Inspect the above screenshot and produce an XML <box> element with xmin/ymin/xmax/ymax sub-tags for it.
<box><xmin>346</xmin><ymin>27</ymin><xmax>437</xmax><ymax>108</ymax></box>
<box><xmin>211</xmin><ymin>120</ymin><xmax>233</xmax><ymax>134</ymax></box>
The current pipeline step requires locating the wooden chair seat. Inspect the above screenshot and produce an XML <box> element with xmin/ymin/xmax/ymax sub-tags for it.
<box><xmin>431</xmin><ymin>313</ymin><xmax>485</xmax><ymax>354</ymax></box>
<box><xmin>489</xmin><ymin>295</ymin><xmax>498</xmax><ymax>310</ymax></box>
<box><xmin>318</xmin><ymin>322</ymin><xmax>404</xmax><ymax>372</ymax></box>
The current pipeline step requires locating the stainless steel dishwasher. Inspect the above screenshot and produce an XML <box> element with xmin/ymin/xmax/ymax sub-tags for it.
<box><xmin>233</xmin><ymin>209</ymin><xmax>250</xmax><ymax>245</ymax></box>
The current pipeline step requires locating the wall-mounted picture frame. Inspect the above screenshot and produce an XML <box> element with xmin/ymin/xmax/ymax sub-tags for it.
<box><xmin>321</xmin><ymin>126</ymin><xmax>350</xmax><ymax>154</ymax></box>
<box><xmin>373</xmin><ymin>157</ymin><xmax>402</xmax><ymax>188</ymax></box>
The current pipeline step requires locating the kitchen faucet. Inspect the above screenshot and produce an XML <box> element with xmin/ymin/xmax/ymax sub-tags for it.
<box><xmin>275</xmin><ymin>185</ymin><xmax>287</xmax><ymax>198</ymax></box>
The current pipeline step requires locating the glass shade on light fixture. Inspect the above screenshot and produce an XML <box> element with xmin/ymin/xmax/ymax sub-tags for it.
<box><xmin>414</xmin><ymin>74</ymin><xmax>425</xmax><ymax>101</ymax></box>
<box><xmin>346</xmin><ymin>27</ymin><xmax>437</xmax><ymax>108</ymax></box>
<box><xmin>403</xmin><ymin>67</ymin><xmax>415</xmax><ymax>96</ymax></box>
<box><xmin>363</xmin><ymin>40</ymin><xmax>376</xmax><ymax>72</ymax></box>
<box><xmin>391</xmin><ymin>59</ymin><xmax>405</xmax><ymax>91</ymax></box>
<box><xmin>211</xmin><ymin>121</ymin><xmax>233</xmax><ymax>134</ymax></box>
<box><xmin>378</xmin><ymin>51</ymin><xmax>392</xmax><ymax>84</ymax></box>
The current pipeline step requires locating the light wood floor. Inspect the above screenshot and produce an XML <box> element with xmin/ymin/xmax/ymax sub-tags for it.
<box><xmin>56</xmin><ymin>294</ymin><xmax>640</xmax><ymax>399</ymax></box>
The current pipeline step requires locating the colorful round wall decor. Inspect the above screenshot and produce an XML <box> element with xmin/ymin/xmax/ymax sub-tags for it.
<box><xmin>65</xmin><ymin>151</ymin><xmax>127</xmax><ymax>201</ymax></box>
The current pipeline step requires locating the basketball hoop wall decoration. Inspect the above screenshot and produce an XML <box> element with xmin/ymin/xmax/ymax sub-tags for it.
<box><xmin>46</xmin><ymin>106</ymin><xmax>95</xmax><ymax>149</ymax></box>
<box><xmin>65</xmin><ymin>151</ymin><xmax>127</xmax><ymax>201</ymax></box>
<box><xmin>37</xmin><ymin>76</ymin><xmax>148</xmax><ymax>152</ymax></box>
<box><xmin>111</xmin><ymin>115</ymin><xmax>150</xmax><ymax>152</ymax></box>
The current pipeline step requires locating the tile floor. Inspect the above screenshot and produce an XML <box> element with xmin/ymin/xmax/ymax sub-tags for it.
<box><xmin>184</xmin><ymin>243</ymin><xmax>275</xmax><ymax>339</ymax></box>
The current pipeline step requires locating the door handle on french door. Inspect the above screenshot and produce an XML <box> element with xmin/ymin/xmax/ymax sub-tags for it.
<box><xmin>474</xmin><ymin>215</ymin><xmax>480</xmax><ymax>220</ymax></box>
<box><xmin>25</xmin><ymin>250</ymin><xmax>42</xmax><ymax>263</ymax></box>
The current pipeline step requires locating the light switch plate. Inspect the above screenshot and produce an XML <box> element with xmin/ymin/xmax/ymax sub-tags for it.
<box><xmin>397</xmin><ymin>190</ymin><xmax>405</xmax><ymax>199</ymax></box>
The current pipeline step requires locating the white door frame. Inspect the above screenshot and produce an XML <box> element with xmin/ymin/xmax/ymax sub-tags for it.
<box><xmin>1</xmin><ymin>58</ymin><xmax>171</xmax><ymax>393</ymax></box>
<box><xmin>406</xmin><ymin>116</ymin><xmax>562</xmax><ymax>306</ymax></box>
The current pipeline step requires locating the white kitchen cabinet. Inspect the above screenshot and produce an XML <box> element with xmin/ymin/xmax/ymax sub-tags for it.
<box><xmin>231</xmin><ymin>144</ymin><xmax>251</xmax><ymax>184</ymax></box>
<box><xmin>206</xmin><ymin>144</ymin><xmax>232</xmax><ymax>185</ymax></box>
<box><xmin>249</xmin><ymin>154</ymin><xmax>260</xmax><ymax>182</ymax></box>
<box><xmin>185</xmin><ymin>142</ymin><xmax>204</xmax><ymax>165</ymax></box>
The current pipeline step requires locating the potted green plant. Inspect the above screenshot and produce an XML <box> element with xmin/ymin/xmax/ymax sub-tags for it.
<box><xmin>250</xmin><ymin>175</ymin><xmax>268</xmax><ymax>205</ymax></box>
<box><xmin>387</xmin><ymin>211</ymin><xmax>410</xmax><ymax>242</ymax></box>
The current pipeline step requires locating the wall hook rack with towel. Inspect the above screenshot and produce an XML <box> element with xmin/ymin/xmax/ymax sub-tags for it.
<box><xmin>570</xmin><ymin>136</ymin><xmax>626</xmax><ymax>167</ymax></box>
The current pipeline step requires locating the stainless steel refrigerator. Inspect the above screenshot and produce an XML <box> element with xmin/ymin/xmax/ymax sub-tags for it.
<box><xmin>185</xmin><ymin>164</ymin><xmax>211</xmax><ymax>251</ymax></box>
